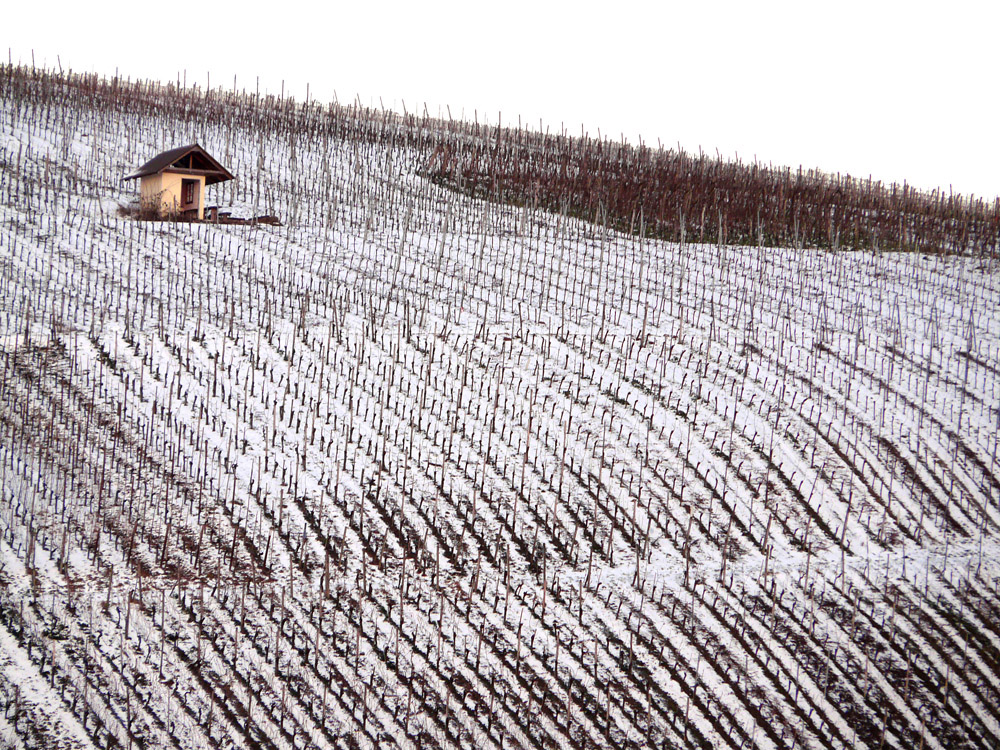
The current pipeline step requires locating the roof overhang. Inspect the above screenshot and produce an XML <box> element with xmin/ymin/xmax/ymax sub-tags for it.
<box><xmin>125</xmin><ymin>144</ymin><xmax>235</xmax><ymax>185</ymax></box>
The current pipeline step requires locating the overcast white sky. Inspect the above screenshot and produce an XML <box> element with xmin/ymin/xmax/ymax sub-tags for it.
<box><xmin>6</xmin><ymin>0</ymin><xmax>999</xmax><ymax>198</ymax></box>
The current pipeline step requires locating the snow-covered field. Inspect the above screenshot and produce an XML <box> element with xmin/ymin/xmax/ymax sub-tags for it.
<box><xmin>1</xmin><ymin>67</ymin><xmax>998</xmax><ymax>750</ymax></box>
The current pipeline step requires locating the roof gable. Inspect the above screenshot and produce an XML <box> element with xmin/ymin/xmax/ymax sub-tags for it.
<box><xmin>125</xmin><ymin>144</ymin><xmax>234</xmax><ymax>185</ymax></box>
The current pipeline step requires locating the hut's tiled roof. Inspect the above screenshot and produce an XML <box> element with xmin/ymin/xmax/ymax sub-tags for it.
<box><xmin>125</xmin><ymin>144</ymin><xmax>234</xmax><ymax>185</ymax></box>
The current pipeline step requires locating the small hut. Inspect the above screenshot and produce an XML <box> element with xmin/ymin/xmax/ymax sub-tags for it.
<box><xmin>125</xmin><ymin>144</ymin><xmax>234</xmax><ymax>220</ymax></box>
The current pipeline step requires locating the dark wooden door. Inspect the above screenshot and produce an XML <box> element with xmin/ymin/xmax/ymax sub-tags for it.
<box><xmin>181</xmin><ymin>179</ymin><xmax>198</xmax><ymax>209</ymax></box>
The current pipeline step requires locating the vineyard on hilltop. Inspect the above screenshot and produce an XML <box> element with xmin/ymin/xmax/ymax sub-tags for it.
<box><xmin>1</xmin><ymin>65</ymin><xmax>999</xmax><ymax>750</ymax></box>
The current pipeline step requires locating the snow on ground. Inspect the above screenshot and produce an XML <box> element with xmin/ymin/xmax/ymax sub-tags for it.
<box><xmin>0</xmin><ymin>66</ymin><xmax>998</xmax><ymax>750</ymax></box>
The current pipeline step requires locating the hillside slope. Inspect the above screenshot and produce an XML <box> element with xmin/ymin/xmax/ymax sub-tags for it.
<box><xmin>1</xmin><ymin>66</ymin><xmax>999</xmax><ymax>750</ymax></box>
